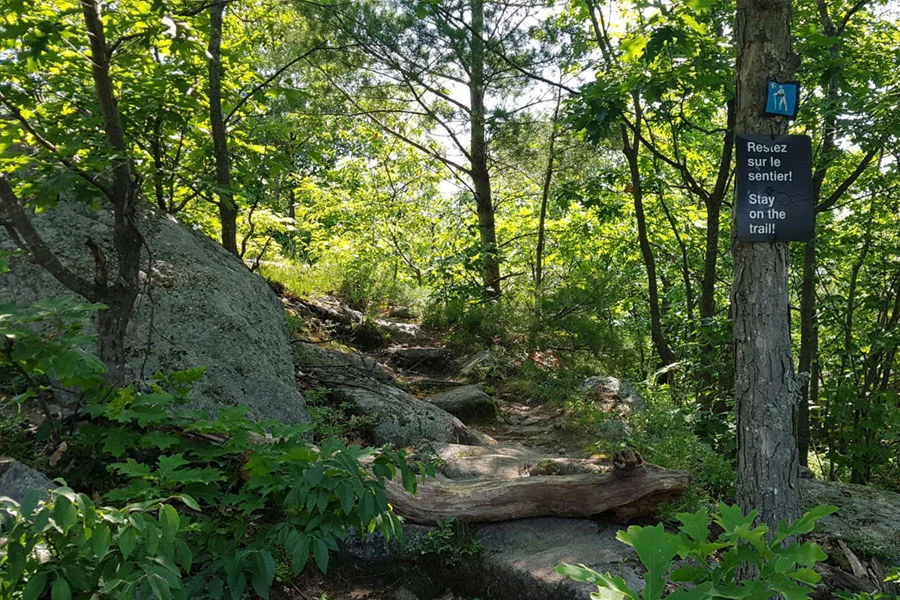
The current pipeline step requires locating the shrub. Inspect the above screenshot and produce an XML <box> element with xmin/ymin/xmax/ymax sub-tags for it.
<box><xmin>1</xmin><ymin>487</ymin><xmax>192</xmax><ymax>600</ymax></box>
<box><xmin>558</xmin><ymin>503</ymin><xmax>838</xmax><ymax>600</ymax></box>
<box><xmin>1</xmin><ymin>300</ymin><xmax>434</xmax><ymax>599</ymax></box>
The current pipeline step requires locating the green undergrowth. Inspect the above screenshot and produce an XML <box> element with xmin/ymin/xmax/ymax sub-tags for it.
<box><xmin>0</xmin><ymin>298</ymin><xmax>434</xmax><ymax>599</ymax></box>
<box><xmin>560</xmin><ymin>503</ymin><xmax>840</xmax><ymax>600</ymax></box>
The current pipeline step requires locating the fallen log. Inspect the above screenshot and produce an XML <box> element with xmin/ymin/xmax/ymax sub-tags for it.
<box><xmin>386</xmin><ymin>463</ymin><xmax>690</xmax><ymax>524</ymax></box>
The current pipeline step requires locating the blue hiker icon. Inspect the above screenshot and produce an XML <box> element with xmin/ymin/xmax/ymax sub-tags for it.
<box><xmin>765</xmin><ymin>80</ymin><xmax>799</xmax><ymax>119</ymax></box>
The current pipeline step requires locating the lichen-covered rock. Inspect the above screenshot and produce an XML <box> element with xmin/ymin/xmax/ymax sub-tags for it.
<box><xmin>293</xmin><ymin>341</ymin><xmax>394</xmax><ymax>382</ymax></box>
<box><xmin>329</xmin><ymin>380</ymin><xmax>492</xmax><ymax>447</ymax></box>
<box><xmin>387</xmin><ymin>346</ymin><xmax>453</xmax><ymax>374</ymax></box>
<box><xmin>0</xmin><ymin>202</ymin><xmax>307</xmax><ymax>424</ymax></box>
<box><xmin>801</xmin><ymin>478</ymin><xmax>900</xmax><ymax>565</ymax></box>
<box><xmin>578</xmin><ymin>376</ymin><xmax>646</xmax><ymax>412</ymax></box>
<box><xmin>0</xmin><ymin>458</ymin><xmax>55</xmax><ymax>503</ymax></box>
<box><xmin>425</xmin><ymin>385</ymin><xmax>497</xmax><ymax>423</ymax></box>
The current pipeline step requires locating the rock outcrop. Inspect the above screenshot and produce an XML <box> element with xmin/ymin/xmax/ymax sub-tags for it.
<box><xmin>0</xmin><ymin>458</ymin><xmax>55</xmax><ymax>503</ymax></box>
<box><xmin>425</xmin><ymin>385</ymin><xmax>497</xmax><ymax>423</ymax></box>
<box><xmin>0</xmin><ymin>202</ymin><xmax>307</xmax><ymax>424</ymax></box>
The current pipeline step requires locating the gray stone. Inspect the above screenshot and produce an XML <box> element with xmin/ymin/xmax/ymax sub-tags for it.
<box><xmin>0</xmin><ymin>202</ymin><xmax>307</xmax><ymax>424</ymax></box>
<box><xmin>375</xmin><ymin>318</ymin><xmax>423</xmax><ymax>344</ymax></box>
<box><xmin>578</xmin><ymin>376</ymin><xmax>646</xmax><ymax>412</ymax></box>
<box><xmin>801</xmin><ymin>478</ymin><xmax>900</xmax><ymax>565</ymax></box>
<box><xmin>293</xmin><ymin>341</ymin><xmax>394</xmax><ymax>382</ymax></box>
<box><xmin>0</xmin><ymin>459</ymin><xmax>55</xmax><ymax>503</ymax></box>
<box><xmin>596</xmin><ymin>419</ymin><xmax>630</xmax><ymax>443</ymax></box>
<box><xmin>330</xmin><ymin>380</ymin><xmax>492</xmax><ymax>447</ymax></box>
<box><xmin>459</xmin><ymin>350</ymin><xmax>498</xmax><ymax>380</ymax></box>
<box><xmin>425</xmin><ymin>385</ymin><xmax>497</xmax><ymax>423</ymax></box>
<box><xmin>387</xmin><ymin>346</ymin><xmax>453</xmax><ymax>374</ymax></box>
<box><xmin>468</xmin><ymin>518</ymin><xmax>645</xmax><ymax>600</ymax></box>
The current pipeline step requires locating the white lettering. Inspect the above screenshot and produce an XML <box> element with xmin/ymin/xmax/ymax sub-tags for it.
<box><xmin>747</xmin><ymin>141</ymin><xmax>788</xmax><ymax>153</ymax></box>
<box><xmin>748</xmin><ymin>193</ymin><xmax>775</xmax><ymax>207</ymax></box>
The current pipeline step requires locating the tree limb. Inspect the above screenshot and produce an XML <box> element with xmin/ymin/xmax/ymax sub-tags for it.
<box><xmin>0</xmin><ymin>176</ymin><xmax>96</xmax><ymax>299</ymax></box>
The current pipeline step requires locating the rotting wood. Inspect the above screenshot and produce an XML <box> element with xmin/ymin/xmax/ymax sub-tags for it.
<box><xmin>386</xmin><ymin>463</ymin><xmax>689</xmax><ymax>524</ymax></box>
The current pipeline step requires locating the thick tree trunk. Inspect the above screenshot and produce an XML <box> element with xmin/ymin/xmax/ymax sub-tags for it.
<box><xmin>208</xmin><ymin>2</ymin><xmax>239</xmax><ymax>256</ymax></box>
<box><xmin>469</xmin><ymin>0</ymin><xmax>501</xmax><ymax>298</ymax></box>
<box><xmin>733</xmin><ymin>0</ymin><xmax>802</xmax><ymax>528</ymax></box>
<box><xmin>386</xmin><ymin>463</ymin><xmax>689</xmax><ymax>525</ymax></box>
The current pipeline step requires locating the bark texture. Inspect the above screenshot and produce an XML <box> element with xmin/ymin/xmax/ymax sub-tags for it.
<box><xmin>469</xmin><ymin>0</ymin><xmax>502</xmax><ymax>298</ymax></box>
<box><xmin>207</xmin><ymin>2</ymin><xmax>239</xmax><ymax>256</ymax></box>
<box><xmin>386</xmin><ymin>463</ymin><xmax>689</xmax><ymax>525</ymax></box>
<box><xmin>732</xmin><ymin>0</ymin><xmax>802</xmax><ymax>528</ymax></box>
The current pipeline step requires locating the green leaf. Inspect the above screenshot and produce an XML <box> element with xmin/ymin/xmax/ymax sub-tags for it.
<box><xmin>251</xmin><ymin>550</ymin><xmax>275</xmax><ymax>599</ymax></box>
<box><xmin>337</xmin><ymin>481</ymin><xmax>354</xmax><ymax>514</ymax></box>
<box><xmin>52</xmin><ymin>496</ymin><xmax>78</xmax><ymax>532</ymax></box>
<box><xmin>787</xmin><ymin>568</ymin><xmax>822</xmax><ymax>585</ymax></box>
<box><xmin>776</xmin><ymin>505</ymin><xmax>839</xmax><ymax>539</ymax></box>
<box><xmin>174</xmin><ymin>494</ymin><xmax>201</xmax><ymax>511</ymax></box>
<box><xmin>556</xmin><ymin>564</ymin><xmax>639</xmax><ymax>599</ymax></box>
<box><xmin>112</xmin><ymin>459</ymin><xmax>154</xmax><ymax>479</ymax></box>
<box><xmin>616</xmin><ymin>524</ymin><xmax>679</xmax><ymax>600</ymax></box>
<box><xmin>676</xmin><ymin>508</ymin><xmax>709</xmax><ymax>545</ymax></box>
<box><xmin>313</xmin><ymin>537</ymin><xmax>329</xmax><ymax>573</ymax></box>
<box><xmin>23</xmin><ymin>573</ymin><xmax>48</xmax><ymax>600</ymax></box>
<box><xmin>51</xmin><ymin>577</ymin><xmax>71</xmax><ymax>600</ymax></box>
<box><xmin>19</xmin><ymin>490</ymin><xmax>42</xmax><ymax>517</ymax></box>
<box><xmin>160</xmin><ymin>504</ymin><xmax>180</xmax><ymax>539</ymax></box>
<box><xmin>119</xmin><ymin>526</ymin><xmax>138</xmax><ymax>559</ymax></box>
<box><xmin>93</xmin><ymin>522</ymin><xmax>111</xmax><ymax>558</ymax></box>
<box><xmin>290</xmin><ymin>536</ymin><xmax>310</xmax><ymax>573</ymax></box>
<box><xmin>148</xmin><ymin>572</ymin><xmax>173</xmax><ymax>600</ymax></box>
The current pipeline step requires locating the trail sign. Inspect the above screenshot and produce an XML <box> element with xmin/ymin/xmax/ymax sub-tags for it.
<box><xmin>735</xmin><ymin>134</ymin><xmax>814</xmax><ymax>242</ymax></box>
<box><xmin>764</xmin><ymin>80</ymin><xmax>800</xmax><ymax>119</ymax></box>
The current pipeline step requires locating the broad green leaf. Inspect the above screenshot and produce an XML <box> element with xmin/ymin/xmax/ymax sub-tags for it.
<box><xmin>93</xmin><ymin>523</ymin><xmax>111</xmax><ymax>558</ymax></box>
<box><xmin>51</xmin><ymin>577</ymin><xmax>71</xmax><ymax>600</ymax></box>
<box><xmin>616</xmin><ymin>524</ymin><xmax>679</xmax><ymax>600</ymax></box>
<box><xmin>23</xmin><ymin>573</ymin><xmax>48</xmax><ymax>600</ymax></box>
<box><xmin>119</xmin><ymin>526</ymin><xmax>138</xmax><ymax>559</ymax></box>
<box><xmin>160</xmin><ymin>504</ymin><xmax>180</xmax><ymax>539</ymax></box>
<box><xmin>313</xmin><ymin>537</ymin><xmax>329</xmax><ymax>572</ymax></box>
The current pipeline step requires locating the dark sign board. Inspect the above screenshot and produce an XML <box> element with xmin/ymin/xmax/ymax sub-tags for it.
<box><xmin>735</xmin><ymin>134</ymin><xmax>814</xmax><ymax>242</ymax></box>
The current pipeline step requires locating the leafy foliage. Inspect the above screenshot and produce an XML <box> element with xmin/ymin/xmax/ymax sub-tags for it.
<box><xmin>0</xmin><ymin>301</ymin><xmax>433</xmax><ymax>599</ymax></box>
<box><xmin>558</xmin><ymin>503</ymin><xmax>839</xmax><ymax>600</ymax></box>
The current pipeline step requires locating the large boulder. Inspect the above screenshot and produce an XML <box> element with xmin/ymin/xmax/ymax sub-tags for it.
<box><xmin>329</xmin><ymin>380</ymin><xmax>493</xmax><ymax>447</ymax></box>
<box><xmin>0</xmin><ymin>202</ymin><xmax>307</xmax><ymax>424</ymax></box>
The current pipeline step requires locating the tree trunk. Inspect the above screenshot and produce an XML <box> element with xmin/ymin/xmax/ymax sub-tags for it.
<box><xmin>622</xmin><ymin>103</ymin><xmax>677</xmax><ymax>376</ymax></box>
<box><xmin>733</xmin><ymin>0</ymin><xmax>801</xmax><ymax>528</ymax></box>
<box><xmin>208</xmin><ymin>1</ymin><xmax>239</xmax><ymax>256</ymax></box>
<box><xmin>797</xmin><ymin>239</ymin><xmax>817</xmax><ymax>467</ymax></box>
<box><xmin>469</xmin><ymin>0</ymin><xmax>501</xmax><ymax>298</ymax></box>
<box><xmin>81</xmin><ymin>0</ymin><xmax>143</xmax><ymax>383</ymax></box>
<box><xmin>385</xmin><ymin>464</ymin><xmax>689</xmax><ymax>525</ymax></box>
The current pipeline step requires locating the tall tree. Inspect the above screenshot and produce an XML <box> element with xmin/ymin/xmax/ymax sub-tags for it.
<box><xmin>732</xmin><ymin>0</ymin><xmax>801</xmax><ymax>527</ymax></box>
<box><xmin>207</xmin><ymin>1</ymin><xmax>240</xmax><ymax>256</ymax></box>
<box><xmin>0</xmin><ymin>0</ymin><xmax>146</xmax><ymax>382</ymax></box>
<box><xmin>309</xmin><ymin>0</ymin><xmax>546</xmax><ymax>298</ymax></box>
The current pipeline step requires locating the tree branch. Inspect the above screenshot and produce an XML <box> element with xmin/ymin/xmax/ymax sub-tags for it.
<box><xmin>817</xmin><ymin>147</ymin><xmax>879</xmax><ymax>213</ymax></box>
<box><xmin>0</xmin><ymin>91</ymin><xmax>114</xmax><ymax>198</ymax></box>
<box><xmin>0</xmin><ymin>176</ymin><xmax>96</xmax><ymax>299</ymax></box>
